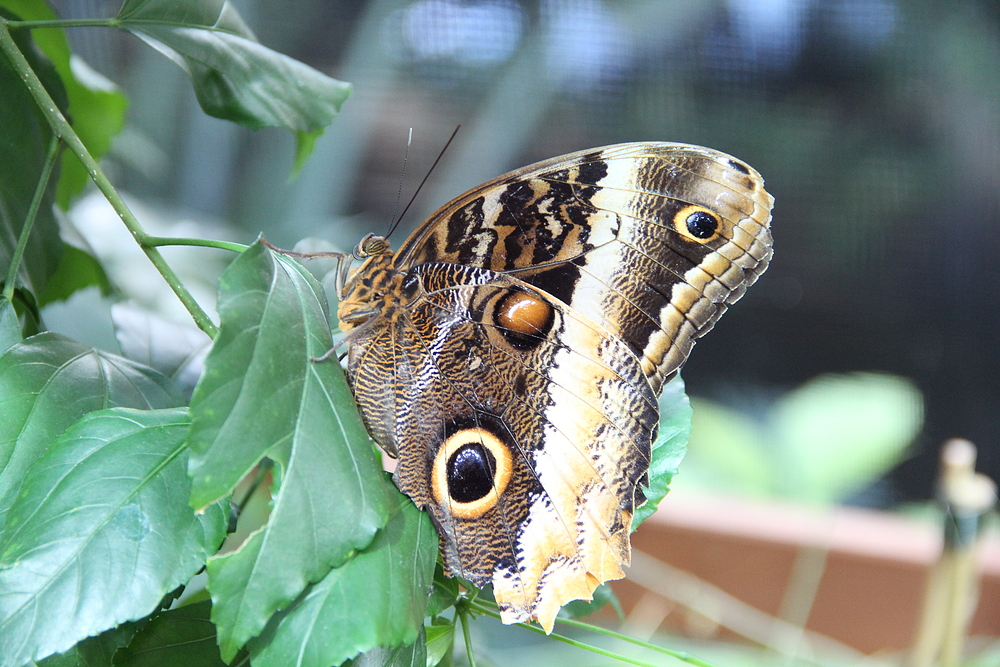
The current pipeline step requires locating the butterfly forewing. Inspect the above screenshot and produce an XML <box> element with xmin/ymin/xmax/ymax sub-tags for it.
<box><xmin>395</xmin><ymin>143</ymin><xmax>772</xmax><ymax>392</ymax></box>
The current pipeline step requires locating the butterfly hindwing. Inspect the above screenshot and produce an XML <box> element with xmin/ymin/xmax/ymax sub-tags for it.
<box><xmin>344</xmin><ymin>263</ymin><xmax>656</xmax><ymax>630</ymax></box>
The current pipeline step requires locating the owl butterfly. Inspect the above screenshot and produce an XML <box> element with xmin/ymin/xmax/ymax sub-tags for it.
<box><xmin>333</xmin><ymin>143</ymin><xmax>773</xmax><ymax>632</ymax></box>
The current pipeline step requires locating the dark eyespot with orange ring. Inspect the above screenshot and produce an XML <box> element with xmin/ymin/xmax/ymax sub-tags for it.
<box><xmin>494</xmin><ymin>290</ymin><xmax>554</xmax><ymax>350</ymax></box>
<box><xmin>674</xmin><ymin>205</ymin><xmax>722</xmax><ymax>243</ymax></box>
<box><xmin>431</xmin><ymin>428</ymin><xmax>513</xmax><ymax>519</ymax></box>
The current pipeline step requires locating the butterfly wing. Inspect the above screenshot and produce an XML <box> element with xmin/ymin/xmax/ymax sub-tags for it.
<box><xmin>394</xmin><ymin>142</ymin><xmax>773</xmax><ymax>392</ymax></box>
<box><xmin>342</xmin><ymin>142</ymin><xmax>773</xmax><ymax>631</ymax></box>
<box><xmin>345</xmin><ymin>263</ymin><xmax>657</xmax><ymax>631</ymax></box>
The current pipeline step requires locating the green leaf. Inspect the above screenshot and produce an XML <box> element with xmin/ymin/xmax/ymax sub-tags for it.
<box><xmin>0</xmin><ymin>333</ymin><xmax>184</xmax><ymax>530</ymax></box>
<box><xmin>426</xmin><ymin>564</ymin><xmax>460</xmax><ymax>617</ymax></box>
<box><xmin>558</xmin><ymin>583</ymin><xmax>622</xmax><ymax>621</ymax></box>
<box><xmin>684</xmin><ymin>397</ymin><xmax>773</xmax><ymax>496</ymax></box>
<box><xmin>0</xmin><ymin>298</ymin><xmax>20</xmax><ymax>355</ymax></box>
<box><xmin>0</xmin><ymin>408</ymin><xmax>227</xmax><ymax>667</ymax></box>
<box><xmin>35</xmin><ymin>618</ymin><xmax>140</xmax><ymax>667</ymax></box>
<box><xmin>116</xmin><ymin>0</ymin><xmax>351</xmax><ymax>133</ymax></box>
<box><xmin>4</xmin><ymin>286</ymin><xmax>42</xmax><ymax>339</ymax></box>
<box><xmin>633</xmin><ymin>374</ymin><xmax>691</xmax><ymax>528</ymax></box>
<box><xmin>772</xmin><ymin>372</ymin><xmax>923</xmax><ymax>503</ymax></box>
<box><xmin>248</xmin><ymin>493</ymin><xmax>438</xmax><ymax>667</ymax></box>
<box><xmin>0</xmin><ymin>6</ymin><xmax>65</xmax><ymax>296</ymax></box>
<box><xmin>1</xmin><ymin>0</ymin><xmax>129</xmax><ymax>208</ymax></box>
<box><xmin>112</xmin><ymin>600</ymin><xmax>247</xmax><ymax>667</ymax></box>
<box><xmin>52</xmin><ymin>59</ymin><xmax>128</xmax><ymax>209</ymax></box>
<box><xmin>37</xmin><ymin>244</ymin><xmax>112</xmax><ymax>306</ymax></box>
<box><xmin>187</xmin><ymin>241</ymin><xmax>392</xmax><ymax>659</ymax></box>
<box><xmin>291</xmin><ymin>128</ymin><xmax>324</xmax><ymax>179</ymax></box>
<box><xmin>423</xmin><ymin>622</ymin><xmax>455</xmax><ymax>667</ymax></box>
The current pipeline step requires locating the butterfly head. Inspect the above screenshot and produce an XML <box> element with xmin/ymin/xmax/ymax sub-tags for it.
<box><xmin>337</xmin><ymin>234</ymin><xmax>422</xmax><ymax>332</ymax></box>
<box><xmin>353</xmin><ymin>233</ymin><xmax>390</xmax><ymax>259</ymax></box>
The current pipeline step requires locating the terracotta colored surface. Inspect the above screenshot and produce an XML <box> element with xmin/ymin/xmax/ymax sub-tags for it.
<box><xmin>615</xmin><ymin>494</ymin><xmax>1000</xmax><ymax>654</ymax></box>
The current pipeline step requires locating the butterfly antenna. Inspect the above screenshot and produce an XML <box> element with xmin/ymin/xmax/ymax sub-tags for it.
<box><xmin>385</xmin><ymin>127</ymin><xmax>413</xmax><ymax>237</ymax></box>
<box><xmin>385</xmin><ymin>125</ymin><xmax>460</xmax><ymax>240</ymax></box>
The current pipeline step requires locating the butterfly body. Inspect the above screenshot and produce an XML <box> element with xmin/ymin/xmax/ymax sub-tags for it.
<box><xmin>336</xmin><ymin>143</ymin><xmax>773</xmax><ymax>631</ymax></box>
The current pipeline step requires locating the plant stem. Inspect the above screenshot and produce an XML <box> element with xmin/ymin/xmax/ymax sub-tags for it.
<box><xmin>6</xmin><ymin>18</ymin><xmax>119</xmax><ymax>30</ymax></box>
<box><xmin>3</xmin><ymin>135</ymin><xmax>59</xmax><ymax>302</ymax></box>
<box><xmin>553</xmin><ymin>615</ymin><xmax>717</xmax><ymax>667</ymax></box>
<box><xmin>457</xmin><ymin>601</ymin><xmax>478</xmax><ymax>667</ymax></box>
<box><xmin>0</xmin><ymin>17</ymin><xmax>220</xmax><ymax>338</ymax></box>
<box><xmin>144</xmin><ymin>236</ymin><xmax>248</xmax><ymax>254</ymax></box>
<box><xmin>468</xmin><ymin>601</ymin><xmax>716</xmax><ymax>667</ymax></box>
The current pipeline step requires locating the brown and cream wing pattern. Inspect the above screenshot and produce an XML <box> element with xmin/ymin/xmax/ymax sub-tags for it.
<box><xmin>344</xmin><ymin>264</ymin><xmax>658</xmax><ymax>632</ymax></box>
<box><xmin>337</xmin><ymin>142</ymin><xmax>773</xmax><ymax>633</ymax></box>
<box><xmin>394</xmin><ymin>142</ymin><xmax>774</xmax><ymax>392</ymax></box>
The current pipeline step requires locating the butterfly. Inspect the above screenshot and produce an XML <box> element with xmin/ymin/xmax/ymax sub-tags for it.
<box><xmin>332</xmin><ymin>142</ymin><xmax>773</xmax><ymax>632</ymax></box>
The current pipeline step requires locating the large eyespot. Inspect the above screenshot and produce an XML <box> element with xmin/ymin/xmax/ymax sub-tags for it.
<box><xmin>494</xmin><ymin>290</ymin><xmax>554</xmax><ymax>350</ymax></box>
<box><xmin>431</xmin><ymin>427</ymin><xmax>513</xmax><ymax>519</ymax></box>
<box><xmin>673</xmin><ymin>205</ymin><xmax>722</xmax><ymax>243</ymax></box>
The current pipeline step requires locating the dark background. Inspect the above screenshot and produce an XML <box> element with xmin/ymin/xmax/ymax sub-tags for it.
<box><xmin>55</xmin><ymin>0</ymin><xmax>1000</xmax><ymax>504</ymax></box>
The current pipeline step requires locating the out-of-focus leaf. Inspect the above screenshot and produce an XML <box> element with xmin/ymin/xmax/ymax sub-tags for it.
<box><xmin>291</xmin><ymin>128</ymin><xmax>324</xmax><ymax>179</ymax></box>
<box><xmin>54</xmin><ymin>58</ymin><xmax>127</xmax><ymax>208</ymax></box>
<box><xmin>683</xmin><ymin>397</ymin><xmax>773</xmax><ymax>497</ymax></box>
<box><xmin>683</xmin><ymin>373</ymin><xmax>923</xmax><ymax>504</ymax></box>
<box><xmin>4</xmin><ymin>286</ymin><xmax>42</xmax><ymax>338</ymax></box>
<box><xmin>116</xmin><ymin>0</ymin><xmax>351</xmax><ymax>138</ymax></box>
<box><xmin>0</xmin><ymin>408</ymin><xmax>226</xmax><ymax>667</ymax></box>
<box><xmin>187</xmin><ymin>242</ymin><xmax>392</xmax><ymax>660</ymax></box>
<box><xmin>773</xmin><ymin>372</ymin><xmax>922</xmax><ymax>503</ymax></box>
<box><xmin>248</xmin><ymin>493</ymin><xmax>438</xmax><ymax>667</ymax></box>
<box><xmin>0</xmin><ymin>299</ymin><xmax>19</xmax><ymax>355</ymax></box>
<box><xmin>113</xmin><ymin>600</ymin><xmax>247</xmax><ymax>667</ymax></box>
<box><xmin>2</xmin><ymin>0</ymin><xmax>129</xmax><ymax>208</ymax></box>
<box><xmin>37</xmin><ymin>244</ymin><xmax>111</xmax><ymax>306</ymax></box>
<box><xmin>0</xmin><ymin>333</ymin><xmax>183</xmax><ymax>529</ymax></box>
<box><xmin>0</xmin><ymin>6</ymin><xmax>65</xmax><ymax>297</ymax></box>
<box><xmin>633</xmin><ymin>374</ymin><xmax>691</xmax><ymax>528</ymax></box>
<box><xmin>111</xmin><ymin>303</ymin><xmax>212</xmax><ymax>398</ymax></box>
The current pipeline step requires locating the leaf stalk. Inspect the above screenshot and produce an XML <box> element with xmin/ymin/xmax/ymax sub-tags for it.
<box><xmin>3</xmin><ymin>135</ymin><xmax>59</xmax><ymax>301</ymax></box>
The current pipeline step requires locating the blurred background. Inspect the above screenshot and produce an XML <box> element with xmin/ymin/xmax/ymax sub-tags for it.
<box><xmin>39</xmin><ymin>0</ymin><xmax>1000</xmax><ymax>661</ymax></box>
<box><xmin>52</xmin><ymin>0</ymin><xmax>1000</xmax><ymax>507</ymax></box>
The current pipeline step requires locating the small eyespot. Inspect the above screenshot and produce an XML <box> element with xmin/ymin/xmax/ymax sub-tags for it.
<box><xmin>494</xmin><ymin>290</ymin><xmax>554</xmax><ymax>350</ymax></box>
<box><xmin>673</xmin><ymin>205</ymin><xmax>722</xmax><ymax>243</ymax></box>
<box><xmin>431</xmin><ymin>427</ymin><xmax>513</xmax><ymax>519</ymax></box>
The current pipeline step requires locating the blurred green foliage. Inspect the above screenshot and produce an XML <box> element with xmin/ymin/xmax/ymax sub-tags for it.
<box><xmin>683</xmin><ymin>373</ymin><xmax>924</xmax><ymax>504</ymax></box>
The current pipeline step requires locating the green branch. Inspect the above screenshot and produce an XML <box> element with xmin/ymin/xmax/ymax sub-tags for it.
<box><xmin>467</xmin><ymin>600</ymin><xmax>716</xmax><ymax>667</ymax></box>
<box><xmin>144</xmin><ymin>237</ymin><xmax>248</xmax><ymax>254</ymax></box>
<box><xmin>456</xmin><ymin>600</ymin><xmax>478</xmax><ymax>667</ymax></box>
<box><xmin>0</xmin><ymin>17</ymin><xmax>220</xmax><ymax>338</ymax></box>
<box><xmin>3</xmin><ymin>135</ymin><xmax>59</xmax><ymax>302</ymax></box>
<box><xmin>6</xmin><ymin>16</ymin><xmax>248</xmax><ymax>34</ymax></box>
<box><xmin>6</xmin><ymin>18</ymin><xmax>120</xmax><ymax>30</ymax></box>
